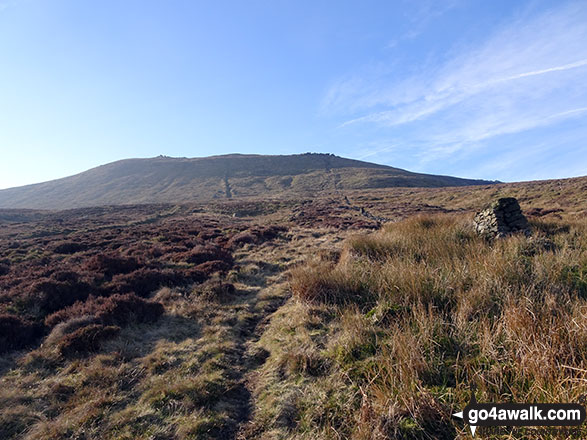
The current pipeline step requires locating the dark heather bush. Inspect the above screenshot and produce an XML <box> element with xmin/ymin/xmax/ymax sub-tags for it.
<box><xmin>227</xmin><ymin>225</ymin><xmax>287</xmax><ymax>247</ymax></box>
<box><xmin>44</xmin><ymin>315</ymin><xmax>99</xmax><ymax>347</ymax></box>
<box><xmin>145</xmin><ymin>246</ymin><xmax>165</xmax><ymax>258</ymax></box>
<box><xmin>184</xmin><ymin>245</ymin><xmax>233</xmax><ymax>265</ymax></box>
<box><xmin>0</xmin><ymin>263</ymin><xmax>9</xmax><ymax>276</ymax></box>
<box><xmin>84</xmin><ymin>254</ymin><xmax>140</xmax><ymax>277</ymax></box>
<box><xmin>228</xmin><ymin>231</ymin><xmax>256</xmax><ymax>247</ymax></box>
<box><xmin>50</xmin><ymin>270</ymin><xmax>80</xmax><ymax>283</ymax></box>
<box><xmin>0</xmin><ymin>314</ymin><xmax>41</xmax><ymax>353</ymax></box>
<box><xmin>109</xmin><ymin>268</ymin><xmax>187</xmax><ymax>297</ymax></box>
<box><xmin>53</xmin><ymin>242</ymin><xmax>88</xmax><ymax>254</ymax></box>
<box><xmin>166</xmin><ymin>234</ymin><xmax>188</xmax><ymax>243</ymax></box>
<box><xmin>58</xmin><ymin>324</ymin><xmax>120</xmax><ymax>356</ymax></box>
<box><xmin>45</xmin><ymin>293</ymin><xmax>164</xmax><ymax>328</ymax></box>
<box><xmin>194</xmin><ymin>260</ymin><xmax>232</xmax><ymax>276</ymax></box>
<box><xmin>26</xmin><ymin>279</ymin><xmax>94</xmax><ymax>314</ymax></box>
<box><xmin>198</xmin><ymin>229</ymin><xmax>223</xmax><ymax>240</ymax></box>
<box><xmin>253</xmin><ymin>225</ymin><xmax>287</xmax><ymax>240</ymax></box>
<box><xmin>186</xmin><ymin>268</ymin><xmax>207</xmax><ymax>284</ymax></box>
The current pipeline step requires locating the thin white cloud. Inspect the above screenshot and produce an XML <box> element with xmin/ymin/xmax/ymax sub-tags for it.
<box><xmin>495</xmin><ymin>58</ymin><xmax>587</xmax><ymax>82</ymax></box>
<box><xmin>342</xmin><ymin>58</ymin><xmax>587</xmax><ymax>128</ymax></box>
<box><xmin>325</xmin><ymin>1</ymin><xmax>587</xmax><ymax>164</ymax></box>
<box><xmin>355</xmin><ymin>141</ymin><xmax>402</xmax><ymax>160</ymax></box>
<box><xmin>421</xmin><ymin>106</ymin><xmax>587</xmax><ymax>164</ymax></box>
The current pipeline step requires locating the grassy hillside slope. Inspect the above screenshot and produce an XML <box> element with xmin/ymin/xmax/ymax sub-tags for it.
<box><xmin>1</xmin><ymin>180</ymin><xmax>585</xmax><ymax>439</ymax></box>
<box><xmin>251</xmin><ymin>215</ymin><xmax>587</xmax><ymax>439</ymax></box>
<box><xmin>0</xmin><ymin>153</ymin><xmax>493</xmax><ymax>209</ymax></box>
<box><xmin>346</xmin><ymin>175</ymin><xmax>587</xmax><ymax>221</ymax></box>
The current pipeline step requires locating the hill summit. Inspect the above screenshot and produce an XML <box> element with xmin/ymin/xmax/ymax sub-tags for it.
<box><xmin>0</xmin><ymin>153</ymin><xmax>495</xmax><ymax>209</ymax></box>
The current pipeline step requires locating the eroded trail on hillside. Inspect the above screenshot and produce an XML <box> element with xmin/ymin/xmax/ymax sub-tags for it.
<box><xmin>224</xmin><ymin>228</ymin><xmax>346</xmax><ymax>439</ymax></box>
<box><xmin>150</xmin><ymin>227</ymin><xmax>347</xmax><ymax>439</ymax></box>
<box><xmin>199</xmin><ymin>249</ymin><xmax>292</xmax><ymax>439</ymax></box>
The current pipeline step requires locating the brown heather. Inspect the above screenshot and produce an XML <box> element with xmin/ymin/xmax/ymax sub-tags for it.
<box><xmin>0</xmin><ymin>180</ymin><xmax>585</xmax><ymax>440</ymax></box>
<box><xmin>44</xmin><ymin>293</ymin><xmax>164</xmax><ymax>328</ymax></box>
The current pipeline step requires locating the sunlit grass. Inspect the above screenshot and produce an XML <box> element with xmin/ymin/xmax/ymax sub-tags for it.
<box><xmin>250</xmin><ymin>214</ymin><xmax>587</xmax><ymax>439</ymax></box>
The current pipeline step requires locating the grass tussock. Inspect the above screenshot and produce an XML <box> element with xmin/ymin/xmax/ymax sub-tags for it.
<box><xmin>250</xmin><ymin>214</ymin><xmax>587</xmax><ymax>439</ymax></box>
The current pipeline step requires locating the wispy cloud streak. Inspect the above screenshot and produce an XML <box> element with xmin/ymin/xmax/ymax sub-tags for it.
<box><xmin>496</xmin><ymin>58</ymin><xmax>587</xmax><ymax>82</ymax></box>
<box><xmin>324</xmin><ymin>1</ymin><xmax>587</xmax><ymax>168</ymax></box>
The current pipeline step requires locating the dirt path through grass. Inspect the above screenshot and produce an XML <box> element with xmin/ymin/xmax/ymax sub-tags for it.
<box><xmin>225</xmin><ymin>227</ymin><xmax>348</xmax><ymax>439</ymax></box>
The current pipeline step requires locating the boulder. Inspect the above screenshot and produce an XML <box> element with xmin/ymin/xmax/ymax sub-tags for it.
<box><xmin>474</xmin><ymin>197</ymin><xmax>530</xmax><ymax>239</ymax></box>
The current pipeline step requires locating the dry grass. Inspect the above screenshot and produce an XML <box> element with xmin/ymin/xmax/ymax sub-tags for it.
<box><xmin>1</xmin><ymin>193</ymin><xmax>586</xmax><ymax>439</ymax></box>
<box><xmin>347</xmin><ymin>175</ymin><xmax>587</xmax><ymax>221</ymax></box>
<box><xmin>0</xmin><ymin>300</ymin><xmax>244</xmax><ymax>440</ymax></box>
<box><xmin>247</xmin><ymin>214</ymin><xmax>587</xmax><ymax>439</ymax></box>
<box><xmin>0</xmin><ymin>216</ymin><xmax>296</xmax><ymax>440</ymax></box>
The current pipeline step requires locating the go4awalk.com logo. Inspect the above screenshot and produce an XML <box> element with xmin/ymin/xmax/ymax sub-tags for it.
<box><xmin>453</xmin><ymin>390</ymin><xmax>586</xmax><ymax>437</ymax></box>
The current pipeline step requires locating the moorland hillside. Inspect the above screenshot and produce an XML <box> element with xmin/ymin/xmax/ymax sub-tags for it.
<box><xmin>0</xmin><ymin>153</ymin><xmax>495</xmax><ymax>209</ymax></box>
<box><xmin>0</xmin><ymin>177</ymin><xmax>586</xmax><ymax>439</ymax></box>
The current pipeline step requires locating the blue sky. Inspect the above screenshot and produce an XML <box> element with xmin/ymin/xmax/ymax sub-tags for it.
<box><xmin>0</xmin><ymin>0</ymin><xmax>586</xmax><ymax>189</ymax></box>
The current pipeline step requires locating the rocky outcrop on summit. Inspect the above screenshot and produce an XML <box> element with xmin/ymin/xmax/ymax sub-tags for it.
<box><xmin>474</xmin><ymin>197</ymin><xmax>530</xmax><ymax>238</ymax></box>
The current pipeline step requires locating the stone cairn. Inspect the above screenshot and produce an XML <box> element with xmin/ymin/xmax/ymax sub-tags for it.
<box><xmin>474</xmin><ymin>197</ymin><xmax>531</xmax><ymax>239</ymax></box>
